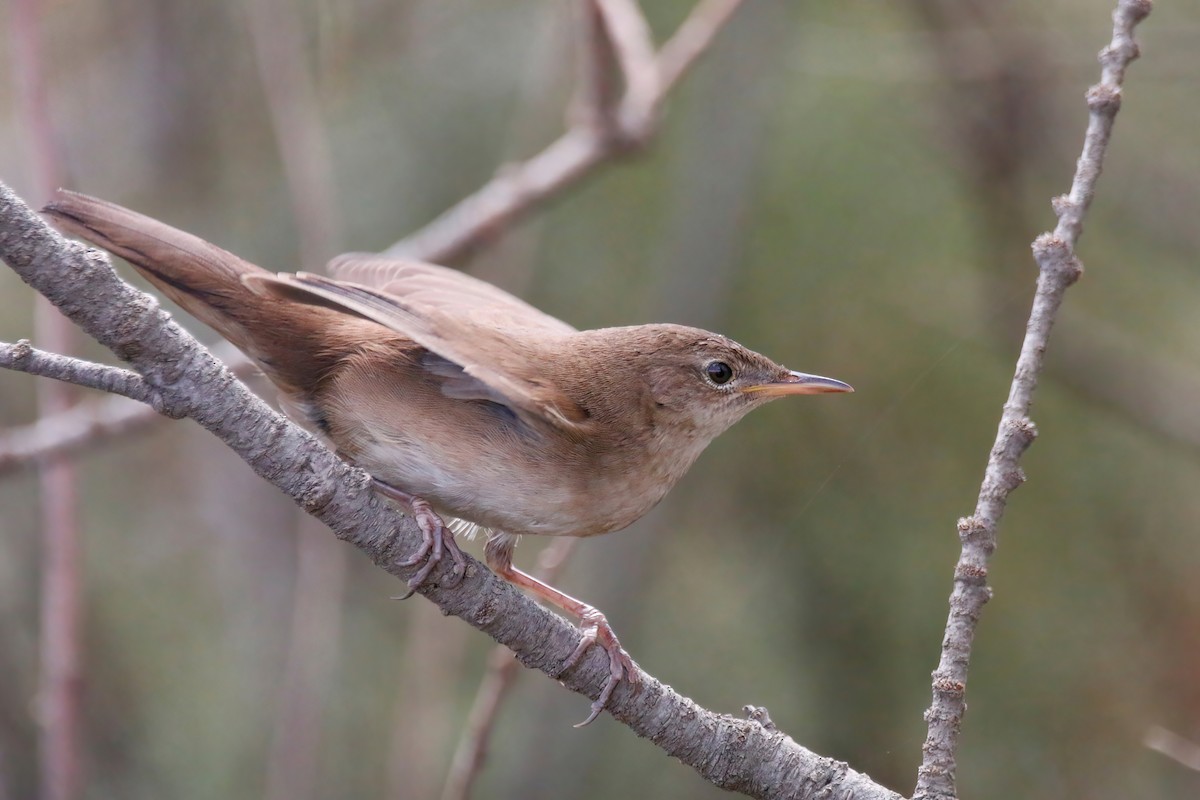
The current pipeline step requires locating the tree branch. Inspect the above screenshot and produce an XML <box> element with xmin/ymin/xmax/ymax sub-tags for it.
<box><xmin>591</xmin><ymin>0</ymin><xmax>660</xmax><ymax>133</ymax></box>
<box><xmin>0</xmin><ymin>393</ymin><xmax>153</xmax><ymax>472</ymax></box>
<box><xmin>10</xmin><ymin>0</ymin><xmax>83</xmax><ymax>794</ymax></box>
<box><xmin>383</xmin><ymin>0</ymin><xmax>747</xmax><ymax>262</ymax></box>
<box><xmin>0</xmin><ymin>182</ymin><xmax>901</xmax><ymax>799</ymax></box>
<box><xmin>656</xmin><ymin>0</ymin><xmax>747</xmax><ymax>98</ymax></box>
<box><xmin>0</xmin><ymin>342</ymin><xmax>159</xmax><ymax>409</ymax></box>
<box><xmin>913</xmin><ymin>2</ymin><xmax>1153</xmax><ymax>798</ymax></box>
<box><xmin>1144</xmin><ymin>725</ymin><xmax>1200</xmax><ymax>772</ymax></box>
<box><xmin>0</xmin><ymin>342</ymin><xmax>254</xmax><ymax>474</ymax></box>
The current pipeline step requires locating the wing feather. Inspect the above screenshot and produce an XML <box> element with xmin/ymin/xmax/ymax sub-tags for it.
<box><xmin>243</xmin><ymin>269</ymin><xmax>588</xmax><ymax>431</ymax></box>
<box><xmin>328</xmin><ymin>254</ymin><xmax>575</xmax><ymax>336</ymax></box>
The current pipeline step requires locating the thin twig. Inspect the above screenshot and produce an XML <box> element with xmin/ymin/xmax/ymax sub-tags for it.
<box><xmin>1144</xmin><ymin>725</ymin><xmax>1200</xmax><ymax>772</ymax></box>
<box><xmin>245</xmin><ymin>0</ymin><xmax>341</xmax><ymax>268</ymax></box>
<box><xmin>440</xmin><ymin>537</ymin><xmax>579</xmax><ymax>800</ymax></box>
<box><xmin>913</xmin><ymin>2</ymin><xmax>1152</xmax><ymax>798</ymax></box>
<box><xmin>0</xmin><ymin>342</ymin><xmax>253</xmax><ymax>474</ymax></box>
<box><xmin>0</xmin><ymin>342</ymin><xmax>159</xmax><ymax>406</ymax></box>
<box><xmin>656</xmin><ymin>0</ymin><xmax>747</xmax><ymax>97</ymax></box>
<box><xmin>572</xmin><ymin>0</ymin><xmax>621</xmax><ymax>131</ymax></box>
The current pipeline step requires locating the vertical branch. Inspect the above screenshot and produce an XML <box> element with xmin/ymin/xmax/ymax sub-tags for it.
<box><xmin>9</xmin><ymin>2</ymin><xmax>83</xmax><ymax>799</ymax></box>
<box><xmin>262</xmin><ymin>518</ymin><xmax>347</xmax><ymax>800</ymax></box>
<box><xmin>244</xmin><ymin>2</ymin><xmax>346</xmax><ymax>799</ymax></box>
<box><xmin>245</xmin><ymin>0</ymin><xmax>342</xmax><ymax>267</ymax></box>
<box><xmin>913</xmin><ymin>2</ymin><xmax>1153</xmax><ymax>798</ymax></box>
<box><xmin>439</xmin><ymin>538</ymin><xmax>578</xmax><ymax>800</ymax></box>
<box><xmin>590</xmin><ymin>0</ymin><xmax>660</xmax><ymax>134</ymax></box>
<box><xmin>571</xmin><ymin>0</ymin><xmax>622</xmax><ymax>133</ymax></box>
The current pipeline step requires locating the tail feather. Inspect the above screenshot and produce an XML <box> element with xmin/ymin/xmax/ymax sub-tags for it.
<box><xmin>41</xmin><ymin>190</ymin><xmax>363</xmax><ymax>401</ymax></box>
<box><xmin>43</xmin><ymin>191</ymin><xmax>268</xmax><ymax>349</ymax></box>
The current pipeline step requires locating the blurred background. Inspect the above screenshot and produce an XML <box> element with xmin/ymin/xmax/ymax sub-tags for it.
<box><xmin>1</xmin><ymin>0</ymin><xmax>1198</xmax><ymax>798</ymax></box>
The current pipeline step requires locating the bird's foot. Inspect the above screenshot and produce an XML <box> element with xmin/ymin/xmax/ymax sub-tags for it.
<box><xmin>561</xmin><ymin>606</ymin><xmax>639</xmax><ymax>727</ymax></box>
<box><xmin>398</xmin><ymin>496</ymin><xmax>467</xmax><ymax>592</ymax></box>
<box><xmin>483</xmin><ymin>545</ymin><xmax>637</xmax><ymax>727</ymax></box>
<box><xmin>373</xmin><ymin>479</ymin><xmax>466</xmax><ymax>597</ymax></box>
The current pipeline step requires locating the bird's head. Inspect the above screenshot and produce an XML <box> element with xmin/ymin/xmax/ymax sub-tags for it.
<box><xmin>576</xmin><ymin>324</ymin><xmax>852</xmax><ymax>443</ymax></box>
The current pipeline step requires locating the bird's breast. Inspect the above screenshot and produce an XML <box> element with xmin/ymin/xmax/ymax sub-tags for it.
<box><xmin>327</xmin><ymin>410</ymin><xmax>684</xmax><ymax>538</ymax></box>
<box><xmin>345</xmin><ymin>427</ymin><xmax>676</xmax><ymax>538</ymax></box>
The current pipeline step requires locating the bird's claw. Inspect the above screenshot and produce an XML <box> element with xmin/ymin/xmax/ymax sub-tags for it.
<box><xmin>560</xmin><ymin>608</ymin><xmax>638</xmax><ymax>727</ymax></box>
<box><xmin>390</xmin><ymin>494</ymin><xmax>466</xmax><ymax>594</ymax></box>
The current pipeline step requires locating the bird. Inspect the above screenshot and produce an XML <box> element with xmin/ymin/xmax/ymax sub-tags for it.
<box><xmin>43</xmin><ymin>190</ymin><xmax>853</xmax><ymax>724</ymax></box>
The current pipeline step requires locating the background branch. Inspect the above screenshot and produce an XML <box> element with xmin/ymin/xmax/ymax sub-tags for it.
<box><xmin>590</xmin><ymin>0</ymin><xmax>659</xmax><ymax>133</ymax></box>
<box><xmin>440</xmin><ymin>537</ymin><xmax>579</xmax><ymax>800</ymax></box>
<box><xmin>0</xmin><ymin>341</ymin><xmax>255</xmax><ymax>474</ymax></box>
<box><xmin>1144</xmin><ymin>725</ymin><xmax>1200</xmax><ymax>772</ymax></box>
<box><xmin>383</xmin><ymin>0</ymin><xmax>747</xmax><ymax>262</ymax></box>
<box><xmin>0</xmin><ymin>341</ymin><xmax>254</xmax><ymax>474</ymax></box>
<box><xmin>243</xmin><ymin>2</ymin><xmax>349</xmax><ymax>798</ymax></box>
<box><xmin>0</xmin><ymin>393</ymin><xmax>153</xmax><ymax>473</ymax></box>
<box><xmin>9</xmin><ymin>1</ymin><xmax>82</xmax><ymax>796</ymax></box>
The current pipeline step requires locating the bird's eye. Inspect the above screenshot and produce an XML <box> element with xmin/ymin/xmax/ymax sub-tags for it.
<box><xmin>705</xmin><ymin>361</ymin><xmax>734</xmax><ymax>385</ymax></box>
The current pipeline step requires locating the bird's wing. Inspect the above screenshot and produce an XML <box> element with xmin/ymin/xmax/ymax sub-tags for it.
<box><xmin>243</xmin><ymin>268</ymin><xmax>589</xmax><ymax>432</ymax></box>
<box><xmin>327</xmin><ymin>254</ymin><xmax>576</xmax><ymax>336</ymax></box>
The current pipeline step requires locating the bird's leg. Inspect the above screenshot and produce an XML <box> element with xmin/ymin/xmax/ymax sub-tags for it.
<box><xmin>373</xmin><ymin>478</ymin><xmax>466</xmax><ymax>596</ymax></box>
<box><xmin>485</xmin><ymin>533</ymin><xmax>638</xmax><ymax>726</ymax></box>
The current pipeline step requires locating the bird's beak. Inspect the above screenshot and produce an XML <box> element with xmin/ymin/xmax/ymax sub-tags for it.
<box><xmin>741</xmin><ymin>371</ymin><xmax>854</xmax><ymax>397</ymax></box>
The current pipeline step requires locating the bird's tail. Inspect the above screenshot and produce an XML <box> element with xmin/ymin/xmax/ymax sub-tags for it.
<box><xmin>43</xmin><ymin>190</ymin><xmax>275</xmax><ymax>353</ymax></box>
<box><xmin>42</xmin><ymin>190</ymin><xmax>359</xmax><ymax>400</ymax></box>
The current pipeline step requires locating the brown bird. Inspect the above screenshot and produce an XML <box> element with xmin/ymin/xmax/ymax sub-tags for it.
<box><xmin>44</xmin><ymin>190</ymin><xmax>852</xmax><ymax>724</ymax></box>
